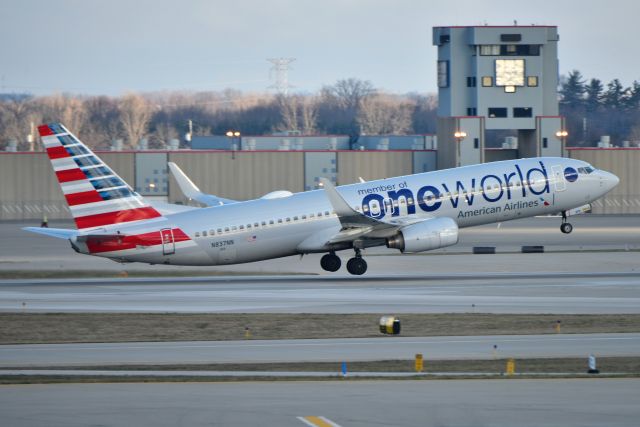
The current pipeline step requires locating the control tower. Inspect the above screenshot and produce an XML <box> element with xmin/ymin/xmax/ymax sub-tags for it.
<box><xmin>433</xmin><ymin>25</ymin><xmax>564</xmax><ymax>167</ymax></box>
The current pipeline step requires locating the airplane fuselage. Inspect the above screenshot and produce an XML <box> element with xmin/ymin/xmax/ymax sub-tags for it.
<box><xmin>76</xmin><ymin>157</ymin><xmax>617</xmax><ymax>266</ymax></box>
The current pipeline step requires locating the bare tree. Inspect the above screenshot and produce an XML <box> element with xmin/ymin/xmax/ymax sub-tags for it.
<box><xmin>119</xmin><ymin>94</ymin><xmax>151</xmax><ymax>149</ymax></box>
<box><xmin>84</xmin><ymin>96</ymin><xmax>122</xmax><ymax>149</ymax></box>
<box><xmin>300</xmin><ymin>96</ymin><xmax>318</xmax><ymax>134</ymax></box>
<box><xmin>151</xmin><ymin>122</ymin><xmax>178</xmax><ymax>148</ymax></box>
<box><xmin>357</xmin><ymin>94</ymin><xmax>413</xmax><ymax>135</ymax></box>
<box><xmin>0</xmin><ymin>95</ymin><xmax>34</xmax><ymax>150</ymax></box>
<box><xmin>39</xmin><ymin>94</ymin><xmax>88</xmax><ymax>137</ymax></box>
<box><xmin>276</xmin><ymin>95</ymin><xmax>299</xmax><ymax>132</ymax></box>
<box><xmin>322</xmin><ymin>78</ymin><xmax>375</xmax><ymax>111</ymax></box>
<box><xmin>275</xmin><ymin>95</ymin><xmax>318</xmax><ymax>134</ymax></box>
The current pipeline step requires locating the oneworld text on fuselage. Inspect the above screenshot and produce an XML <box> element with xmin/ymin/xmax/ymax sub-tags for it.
<box><xmin>358</xmin><ymin>161</ymin><xmax>550</xmax><ymax>219</ymax></box>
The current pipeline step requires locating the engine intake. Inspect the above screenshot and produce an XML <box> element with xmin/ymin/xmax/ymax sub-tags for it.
<box><xmin>386</xmin><ymin>217</ymin><xmax>459</xmax><ymax>253</ymax></box>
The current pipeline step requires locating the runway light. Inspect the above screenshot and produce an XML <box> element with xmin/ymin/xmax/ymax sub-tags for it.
<box><xmin>415</xmin><ymin>353</ymin><xmax>424</xmax><ymax>373</ymax></box>
<box><xmin>588</xmin><ymin>354</ymin><xmax>600</xmax><ymax>374</ymax></box>
<box><xmin>506</xmin><ymin>358</ymin><xmax>515</xmax><ymax>375</ymax></box>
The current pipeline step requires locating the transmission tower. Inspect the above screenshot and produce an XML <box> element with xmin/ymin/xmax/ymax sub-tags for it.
<box><xmin>267</xmin><ymin>58</ymin><xmax>295</xmax><ymax>95</ymax></box>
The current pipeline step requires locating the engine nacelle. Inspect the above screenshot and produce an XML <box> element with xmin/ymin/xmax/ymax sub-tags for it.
<box><xmin>386</xmin><ymin>217</ymin><xmax>459</xmax><ymax>253</ymax></box>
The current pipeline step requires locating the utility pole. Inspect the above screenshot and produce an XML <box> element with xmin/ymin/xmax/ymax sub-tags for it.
<box><xmin>267</xmin><ymin>58</ymin><xmax>295</xmax><ymax>95</ymax></box>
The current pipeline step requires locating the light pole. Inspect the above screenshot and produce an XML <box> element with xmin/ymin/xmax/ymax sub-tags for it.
<box><xmin>226</xmin><ymin>130</ymin><xmax>241</xmax><ymax>159</ymax></box>
<box><xmin>454</xmin><ymin>130</ymin><xmax>467</xmax><ymax>167</ymax></box>
<box><xmin>556</xmin><ymin>130</ymin><xmax>568</xmax><ymax>156</ymax></box>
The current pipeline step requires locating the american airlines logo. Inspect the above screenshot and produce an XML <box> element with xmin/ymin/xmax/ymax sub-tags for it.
<box><xmin>360</xmin><ymin>161</ymin><xmax>551</xmax><ymax>219</ymax></box>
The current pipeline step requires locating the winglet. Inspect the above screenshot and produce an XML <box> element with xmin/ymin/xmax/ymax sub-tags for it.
<box><xmin>168</xmin><ymin>162</ymin><xmax>204</xmax><ymax>199</ymax></box>
<box><xmin>168</xmin><ymin>162</ymin><xmax>236</xmax><ymax>207</ymax></box>
<box><xmin>319</xmin><ymin>178</ymin><xmax>381</xmax><ymax>228</ymax></box>
<box><xmin>319</xmin><ymin>178</ymin><xmax>356</xmax><ymax>217</ymax></box>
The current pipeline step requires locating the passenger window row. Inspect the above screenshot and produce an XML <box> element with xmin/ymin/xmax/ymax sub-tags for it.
<box><xmin>194</xmin><ymin>210</ymin><xmax>335</xmax><ymax>238</ymax></box>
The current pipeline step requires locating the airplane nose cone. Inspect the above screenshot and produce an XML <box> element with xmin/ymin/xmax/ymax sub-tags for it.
<box><xmin>602</xmin><ymin>171</ymin><xmax>619</xmax><ymax>190</ymax></box>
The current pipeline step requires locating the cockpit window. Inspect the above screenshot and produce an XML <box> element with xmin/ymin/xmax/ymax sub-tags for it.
<box><xmin>578</xmin><ymin>166</ymin><xmax>596</xmax><ymax>174</ymax></box>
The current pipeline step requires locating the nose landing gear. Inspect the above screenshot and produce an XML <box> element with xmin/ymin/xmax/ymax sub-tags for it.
<box><xmin>560</xmin><ymin>211</ymin><xmax>573</xmax><ymax>234</ymax></box>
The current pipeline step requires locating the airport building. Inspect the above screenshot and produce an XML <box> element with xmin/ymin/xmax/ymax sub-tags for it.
<box><xmin>433</xmin><ymin>25</ymin><xmax>563</xmax><ymax>167</ymax></box>
<box><xmin>0</xmin><ymin>147</ymin><xmax>636</xmax><ymax>221</ymax></box>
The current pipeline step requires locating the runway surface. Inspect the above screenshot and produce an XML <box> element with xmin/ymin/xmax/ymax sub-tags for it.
<box><xmin>2</xmin><ymin>215</ymin><xmax>640</xmax><ymax>274</ymax></box>
<box><xmin>1</xmin><ymin>379</ymin><xmax>638</xmax><ymax>427</ymax></box>
<box><xmin>1</xmin><ymin>333</ymin><xmax>638</xmax><ymax>367</ymax></box>
<box><xmin>2</xmin><ymin>271</ymin><xmax>640</xmax><ymax>313</ymax></box>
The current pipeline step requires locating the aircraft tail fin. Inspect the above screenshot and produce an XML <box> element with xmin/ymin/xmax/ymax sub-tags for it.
<box><xmin>39</xmin><ymin>123</ymin><xmax>163</xmax><ymax>231</ymax></box>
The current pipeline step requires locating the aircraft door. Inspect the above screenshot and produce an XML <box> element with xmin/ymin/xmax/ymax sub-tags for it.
<box><xmin>219</xmin><ymin>246</ymin><xmax>236</xmax><ymax>263</ymax></box>
<box><xmin>160</xmin><ymin>228</ymin><xmax>175</xmax><ymax>255</ymax></box>
<box><xmin>551</xmin><ymin>165</ymin><xmax>566</xmax><ymax>192</ymax></box>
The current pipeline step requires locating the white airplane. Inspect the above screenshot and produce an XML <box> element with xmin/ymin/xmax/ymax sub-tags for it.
<box><xmin>25</xmin><ymin>123</ymin><xmax>619</xmax><ymax>275</ymax></box>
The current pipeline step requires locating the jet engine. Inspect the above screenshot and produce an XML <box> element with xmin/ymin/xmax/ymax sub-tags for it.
<box><xmin>386</xmin><ymin>217</ymin><xmax>459</xmax><ymax>253</ymax></box>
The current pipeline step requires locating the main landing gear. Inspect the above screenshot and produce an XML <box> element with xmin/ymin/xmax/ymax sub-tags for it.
<box><xmin>346</xmin><ymin>249</ymin><xmax>367</xmax><ymax>276</ymax></box>
<box><xmin>320</xmin><ymin>252</ymin><xmax>341</xmax><ymax>272</ymax></box>
<box><xmin>560</xmin><ymin>210</ymin><xmax>573</xmax><ymax>234</ymax></box>
<box><xmin>320</xmin><ymin>249</ymin><xmax>368</xmax><ymax>275</ymax></box>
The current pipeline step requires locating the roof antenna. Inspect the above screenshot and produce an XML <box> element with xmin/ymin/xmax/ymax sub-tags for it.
<box><xmin>514</xmin><ymin>19</ymin><xmax>518</xmax><ymax>25</ymax></box>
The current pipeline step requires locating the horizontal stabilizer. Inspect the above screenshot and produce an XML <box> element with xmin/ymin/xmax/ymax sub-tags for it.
<box><xmin>22</xmin><ymin>227</ymin><xmax>78</xmax><ymax>240</ymax></box>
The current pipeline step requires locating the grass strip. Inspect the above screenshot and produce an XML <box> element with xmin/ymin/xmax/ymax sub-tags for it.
<box><xmin>4</xmin><ymin>357</ymin><xmax>639</xmax><ymax>373</ymax></box>
<box><xmin>2</xmin><ymin>313</ymin><xmax>640</xmax><ymax>344</ymax></box>
<box><xmin>1</xmin><ymin>357</ymin><xmax>638</xmax><ymax>384</ymax></box>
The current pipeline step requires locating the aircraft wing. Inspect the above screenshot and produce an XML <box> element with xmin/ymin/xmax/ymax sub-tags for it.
<box><xmin>168</xmin><ymin>162</ymin><xmax>238</xmax><ymax>207</ymax></box>
<box><xmin>318</xmin><ymin>178</ymin><xmax>425</xmax><ymax>244</ymax></box>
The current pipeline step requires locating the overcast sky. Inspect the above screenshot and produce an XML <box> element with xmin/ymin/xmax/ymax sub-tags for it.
<box><xmin>0</xmin><ymin>0</ymin><xmax>638</xmax><ymax>96</ymax></box>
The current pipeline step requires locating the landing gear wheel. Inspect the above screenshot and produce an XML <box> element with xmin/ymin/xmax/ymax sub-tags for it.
<box><xmin>320</xmin><ymin>253</ymin><xmax>341</xmax><ymax>272</ymax></box>
<box><xmin>560</xmin><ymin>222</ymin><xmax>573</xmax><ymax>234</ymax></box>
<box><xmin>346</xmin><ymin>257</ymin><xmax>367</xmax><ymax>275</ymax></box>
<box><xmin>560</xmin><ymin>210</ymin><xmax>573</xmax><ymax>234</ymax></box>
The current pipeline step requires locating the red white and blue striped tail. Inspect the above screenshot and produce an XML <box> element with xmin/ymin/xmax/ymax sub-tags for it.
<box><xmin>39</xmin><ymin>123</ymin><xmax>163</xmax><ymax>231</ymax></box>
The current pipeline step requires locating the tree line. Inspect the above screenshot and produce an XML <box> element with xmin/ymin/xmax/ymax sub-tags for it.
<box><xmin>559</xmin><ymin>70</ymin><xmax>640</xmax><ymax>146</ymax></box>
<box><xmin>2</xmin><ymin>73</ymin><xmax>639</xmax><ymax>151</ymax></box>
<box><xmin>0</xmin><ymin>78</ymin><xmax>437</xmax><ymax>151</ymax></box>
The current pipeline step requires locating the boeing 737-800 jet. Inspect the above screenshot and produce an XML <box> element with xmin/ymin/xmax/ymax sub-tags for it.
<box><xmin>25</xmin><ymin>123</ymin><xmax>619</xmax><ymax>275</ymax></box>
